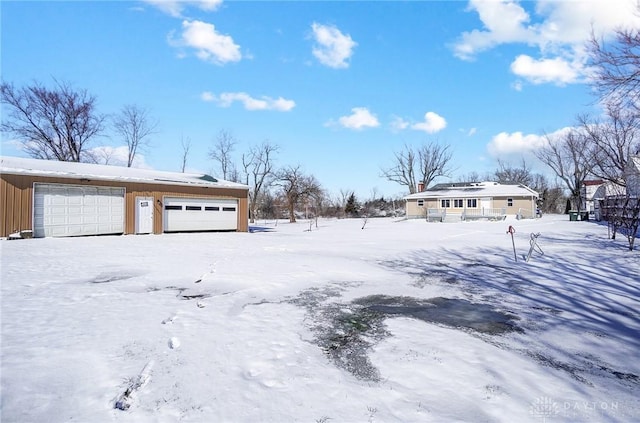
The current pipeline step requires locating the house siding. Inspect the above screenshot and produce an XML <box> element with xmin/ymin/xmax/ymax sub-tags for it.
<box><xmin>626</xmin><ymin>157</ymin><xmax>640</xmax><ymax>197</ymax></box>
<box><xmin>0</xmin><ymin>173</ymin><xmax>248</xmax><ymax>237</ymax></box>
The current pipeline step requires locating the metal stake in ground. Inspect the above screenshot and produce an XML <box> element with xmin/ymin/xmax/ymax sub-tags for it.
<box><xmin>507</xmin><ymin>225</ymin><xmax>517</xmax><ymax>262</ymax></box>
<box><xmin>525</xmin><ymin>232</ymin><xmax>544</xmax><ymax>262</ymax></box>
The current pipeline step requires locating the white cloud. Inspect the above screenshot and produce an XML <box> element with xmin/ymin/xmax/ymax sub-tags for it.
<box><xmin>467</xmin><ymin>127</ymin><xmax>477</xmax><ymax>136</ymax></box>
<box><xmin>143</xmin><ymin>0</ymin><xmax>223</xmax><ymax>18</ymax></box>
<box><xmin>486</xmin><ymin>131</ymin><xmax>546</xmax><ymax>156</ymax></box>
<box><xmin>169</xmin><ymin>20</ymin><xmax>241</xmax><ymax>65</ymax></box>
<box><xmin>200</xmin><ymin>91</ymin><xmax>215</xmax><ymax>101</ymax></box>
<box><xmin>334</xmin><ymin>107</ymin><xmax>380</xmax><ymax>130</ymax></box>
<box><xmin>453</xmin><ymin>0</ymin><xmax>640</xmax><ymax>86</ymax></box>
<box><xmin>487</xmin><ymin>127</ymin><xmax>577</xmax><ymax>158</ymax></box>
<box><xmin>411</xmin><ymin>112</ymin><xmax>447</xmax><ymax>134</ymax></box>
<box><xmin>390</xmin><ymin>116</ymin><xmax>410</xmax><ymax>132</ymax></box>
<box><xmin>201</xmin><ymin>91</ymin><xmax>295</xmax><ymax>111</ymax></box>
<box><xmin>311</xmin><ymin>23</ymin><xmax>357</xmax><ymax>69</ymax></box>
<box><xmin>454</xmin><ymin>0</ymin><xmax>534</xmax><ymax>60</ymax></box>
<box><xmin>510</xmin><ymin>54</ymin><xmax>580</xmax><ymax>85</ymax></box>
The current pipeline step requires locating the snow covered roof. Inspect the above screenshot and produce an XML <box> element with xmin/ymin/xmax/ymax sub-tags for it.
<box><xmin>0</xmin><ymin>156</ymin><xmax>249</xmax><ymax>190</ymax></box>
<box><xmin>405</xmin><ymin>181</ymin><xmax>538</xmax><ymax>200</ymax></box>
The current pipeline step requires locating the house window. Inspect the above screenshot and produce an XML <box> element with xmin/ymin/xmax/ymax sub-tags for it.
<box><xmin>417</xmin><ymin>199</ymin><xmax>424</xmax><ymax>207</ymax></box>
<box><xmin>453</xmin><ymin>199</ymin><xmax>464</xmax><ymax>208</ymax></box>
<box><xmin>467</xmin><ymin>199</ymin><xmax>477</xmax><ymax>208</ymax></box>
<box><xmin>441</xmin><ymin>199</ymin><xmax>450</xmax><ymax>208</ymax></box>
<box><xmin>507</xmin><ymin>198</ymin><xmax>514</xmax><ymax>207</ymax></box>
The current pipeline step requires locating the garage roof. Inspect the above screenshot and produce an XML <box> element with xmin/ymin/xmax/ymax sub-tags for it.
<box><xmin>405</xmin><ymin>181</ymin><xmax>538</xmax><ymax>199</ymax></box>
<box><xmin>0</xmin><ymin>156</ymin><xmax>249</xmax><ymax>190</ymax></box>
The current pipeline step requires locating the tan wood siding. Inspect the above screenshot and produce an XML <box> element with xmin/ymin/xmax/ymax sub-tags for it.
<box><xmin>1</xmin><ymin>174</ymin><xmax>33</xmax><ymax>236</ymax></box>
<box><xmin>0</xmin><ymin>174</ymin><xmax>249</xmax><ymax>237</ymax></box>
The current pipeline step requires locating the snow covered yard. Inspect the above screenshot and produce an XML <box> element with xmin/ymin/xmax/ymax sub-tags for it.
<box><xmin>1</xmin><ymin>214</ymin><xmax>639</xmax><ymax>422</ymax></box>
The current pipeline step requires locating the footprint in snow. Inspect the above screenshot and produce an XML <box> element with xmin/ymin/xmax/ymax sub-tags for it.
<box><xmin>161</xmin><ymin>316</ymin><xmax>177</xmax><ymax>324</ymax></box>
<box><xmin>168</xmin><ymin>337</ymin><xmax>180</xmax><ymax>349</ymax></box>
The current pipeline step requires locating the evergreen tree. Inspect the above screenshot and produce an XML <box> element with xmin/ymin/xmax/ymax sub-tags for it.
<box><xmin>344</xmin><ymin>192</ymin><xmax>359</xmax><ymax>217</ymax></box>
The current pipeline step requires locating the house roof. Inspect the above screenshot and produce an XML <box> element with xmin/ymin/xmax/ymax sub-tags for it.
<box><xmin>405</xmin><ymin>181</ymin><xmax>538</xmax><ymax>200</ymax></box>
<box><xmin>0</xmin><ymin>156</ymin><xmax>249</xmax><ymax>190</ymax></box>
<box><xmin>583</xmin><ymin>180</ymin><xmax>606</xmax><ymax>186</ymax></box>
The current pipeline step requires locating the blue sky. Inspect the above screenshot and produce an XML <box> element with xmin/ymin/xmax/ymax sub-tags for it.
<box><xmin>2</xmin><ymin>0</ymin><xmax>639</xmax><ymax>199</ymax></box>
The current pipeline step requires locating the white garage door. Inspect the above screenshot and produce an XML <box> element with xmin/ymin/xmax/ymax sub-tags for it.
<box><xmin>163</xmin><ymin>197</ymin><xmax>238</xmax><ymax>232</ymax></box>
<box><xmin>34</xmin><ymin>183</ymin><xmax>125</xmax><ymax>238</ymax></box>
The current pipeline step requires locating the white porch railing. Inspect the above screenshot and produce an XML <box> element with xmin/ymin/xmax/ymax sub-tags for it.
<box><xmin>426</xmin><ymin>208</ymin><xmax>446</xmax><ymax>222</ymax></box>
<box><xmin>461</xmin><ymin>208</ymin><xmax>507</xmax><ymax>220</ymax></box>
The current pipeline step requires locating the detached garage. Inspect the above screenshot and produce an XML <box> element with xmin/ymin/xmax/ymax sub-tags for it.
<box><xmin>1</xmin><ymin>156</ymin><xmax>249</xmax><ymax>238</ymax></box>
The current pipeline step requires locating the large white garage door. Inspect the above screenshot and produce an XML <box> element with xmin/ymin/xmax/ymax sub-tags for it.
<box><xmin>163</xmin><ymin>197</ymin><xmax>238</xmax><ymax>232</ymax></box>
<box><xmin>34</xmin><ymin>183</ymin><xmax>125</xmax><ymax>238</ymax></box>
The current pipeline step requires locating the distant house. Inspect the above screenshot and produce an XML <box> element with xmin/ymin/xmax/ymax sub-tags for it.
<box><xmin>0</xmin><ymin>156</ymin><xmax>249</xmax><ymax>238</ymax></box>
<box><xmin>405</xmin><ymin>181</ymin><xmax>539</xmax><ymax>221</ymax></box>
<box><xmin>625</xmin><ymin>155</ymin><xmax>640</xmax><ymax>197</ymax></box>
<box><xmin>581</xmin><ymin>180</ymin><xmax>625</xmax><ymax>220</ymax></box>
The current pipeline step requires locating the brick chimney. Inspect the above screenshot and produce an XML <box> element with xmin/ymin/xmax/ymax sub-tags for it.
<box><xmin>417</xmin><ymin>182</ymin><xmax>425</xmax><ymax>192</ymax></box>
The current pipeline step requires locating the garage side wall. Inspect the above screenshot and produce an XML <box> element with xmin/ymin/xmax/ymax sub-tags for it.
<box><xmin>0</xmin><ymin>174</ymin><xmax>249</xmax><ymax>237</ymax></box>
<box><xmin>1</xmin><ymin>174</ymin><xmax>33</xmax><ymax>236</ymax></box>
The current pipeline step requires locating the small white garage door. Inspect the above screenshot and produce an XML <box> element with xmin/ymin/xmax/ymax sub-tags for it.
<box><xmin>34</xmin><ymin>183</ymin><xmax>125</xmax><ymax>238</ymax></box>
<box><xmin>163</xmin><ymin>197</ymin><xmax>238</xmax><ymax>232</ymax></box>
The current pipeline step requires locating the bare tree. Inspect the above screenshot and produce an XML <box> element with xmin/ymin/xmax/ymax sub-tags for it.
<box><xmin>607</xmin><ymin>196</ymin><xmax>640</xmax><ymax>251</ymax></box>
<box><xmin>275</xmin><ymin>165</ymin><xmax>322</xmax><ymax>223</ymax></box>
<box><xmin>492</xmin><ymin>159</ymin><xmax>557</xmax><ymax>211</ymax></box>
<box><xmin>494</xmin><ymin>158</ymin><xmax>534</xmax><ymax>186</ymax></box>
<box><xmin>417</xmin><ymin>141</ymin><xmax>454</xmax><ymax>189</ymax></box>
<box><xmin>382</xmin><ymin>141</ymin><xmax>453</xmax><ymax>194</ymax></box>
<box><xmin>381</xmin><ymin>144</ymin><xmax>418</xmax><ymax>194</ymax></box>
<box><xmin>588</xmin><ymin>20</ymin><xmax>640</xmax><ymax>110</ymax></box>
<box><xmin>326</xmin><ymin>189</ymin><xmax>354</xmax><ymax>218</ymax></box>
<box><xmin>241</xmin><ymin>141</ymin><xmax>279</xmax><ymax>223</ymax></box>
<box><xmin>209</xmin><ymin>129</ymin><xmax>237</xmax><ymax>180</ymax></box>
<box><xmin>180</xmin><ymin>135</ymin><xmax>191</xmax><ymax>172</ymax></box>
<box><xmin>311</xmin><ymin>189</ymin><xmax>328</xmax><ymax>224</ymax></box>
<box><xmin>535</xmin><ymin>129</ymin><xmax>594</xmax><ymax>212</ymax></box>
<box><xmin>539</xmin><ymin>185</ymin><xmax>568</xmax><ymax>214</ymax></box>
<box><xmin>578</xmin><ymin>103</ymin><xmax>640</xmax><ymax>186</ymax></box>
<box><xmin>112</xmin><ymin>104</ymin><xmax>158</xmax><ymax>167</ymax></box>
<box><xmin>339</xmin><ymin>188</ymin><xmax>353</xmax><ymax>214</ymax></box>
<box><xmin>1</xmin><ymin>79</ymin><xmax>105</xmax><ymax>161</ymax></box>
<box><xmin>256</xmin><ymin>190</ymin><xmax>278</xmax><ymax>220</ymax></box>
<box><xmin>89</xmin><ymin>146</ymin><xmax>117</xmax><ymax>165</ymax></box>
<box><xmin>456</xmin><ymin>171</ymin><xmax>482</xmax><ymax>183</ymax></box>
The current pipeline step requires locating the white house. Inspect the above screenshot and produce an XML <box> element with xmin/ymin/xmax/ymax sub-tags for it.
<box><xmin>625</xmin><ymin>155</ymin><xmax>640</xmax><ymax>197</ymax></box>
<box><xmin>581</xmin><ymin>180</ymin><xmax>625</xmax><ymax>220</ymax></box>
<box><xmin>405</xmin><ymin>181</ymin><xmax>539</xmax><ymax>221</ymax></box>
